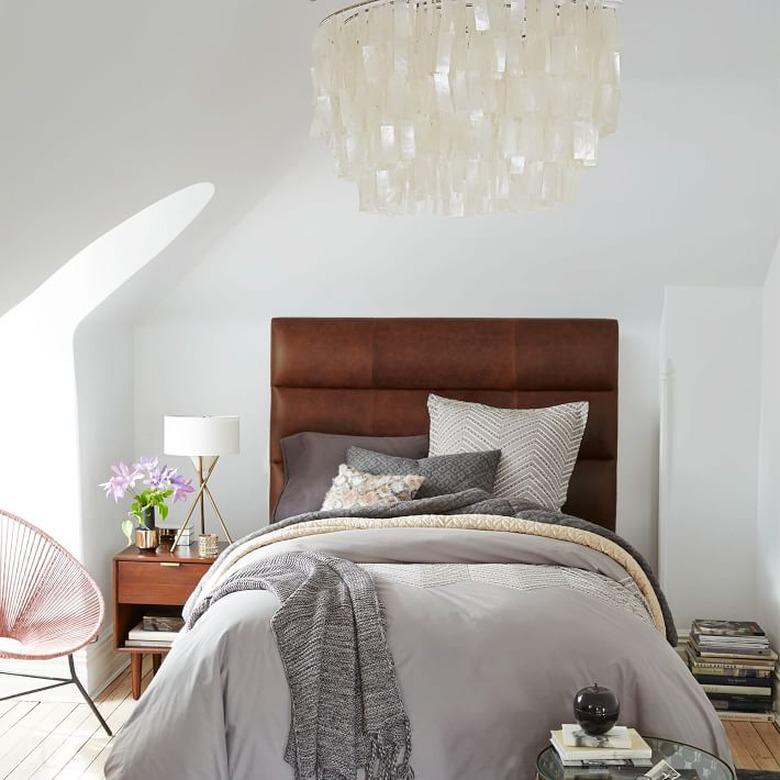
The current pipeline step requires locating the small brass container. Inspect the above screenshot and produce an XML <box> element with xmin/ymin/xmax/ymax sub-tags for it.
<box><xmin>198</xmin><ymin>533</ymin><xmax>219</xmax><ymax>558</ymax></box>
<box><xmin>134</xmin><ymin>527</ymin><xmax>159</xmax><ymax>551</ymax></box>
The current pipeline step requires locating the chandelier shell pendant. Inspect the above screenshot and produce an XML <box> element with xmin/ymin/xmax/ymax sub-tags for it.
<box><xmin>311</xmin><ymin>0</ymin><xmax>622</xmax><ymax>216</ymax></box>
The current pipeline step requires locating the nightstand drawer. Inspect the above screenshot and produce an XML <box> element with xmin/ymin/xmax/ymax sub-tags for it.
<box><xmin>117</xmin><ymin>560</ymin><xmax>209</xmax><ymax>605</ymax></box>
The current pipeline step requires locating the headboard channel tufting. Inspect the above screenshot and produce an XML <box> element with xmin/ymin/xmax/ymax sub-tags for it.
<box><xmin>270</xmin><ymin>318</ymin><xmax>618</xmax><ymax>530</ymax></box>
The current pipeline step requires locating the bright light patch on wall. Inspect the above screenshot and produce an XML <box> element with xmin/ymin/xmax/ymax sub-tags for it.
<box><xmin>0</xmin><ymin>183</ymin><xmax>215</xmax><ymax>544</ymax></box>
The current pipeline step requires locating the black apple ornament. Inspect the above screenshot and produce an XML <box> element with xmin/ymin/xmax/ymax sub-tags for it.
<box><xmin>573</xmin><ymin>684</ymin><xmax>620</xmax><ymax>736</ymax></box>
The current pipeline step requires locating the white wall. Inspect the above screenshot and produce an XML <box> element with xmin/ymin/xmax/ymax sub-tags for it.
<box><xmin>659</xmin><ymin>287</ymin><xmax>763</xmax><ymax>628</ymax></box>
<box><xmin>0</xmin><ymin>184</ymin><xmax>214</xmax><ymax>695</ymax></box>
<box><xmin>757</xmin><ymin>241</ymin><xmax>780</xmax><ymax>647</ymax></box>
<box><xmin>0</xmin><ymin>0</ymin><xmax>776</xmax><ymax>694</ymax></box>
<box><xmin>134</xmin><ymin>319</ymin><xmax>269</xmax><ymax>539</ymax></box>
<box><xmin>135</xmin><ymin>307</ymin><xmax>662</xmax><ymax>566</ymax></box>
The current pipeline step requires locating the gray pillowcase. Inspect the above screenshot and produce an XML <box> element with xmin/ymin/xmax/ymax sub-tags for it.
<box><xmin>274</xmin><ymin>432</ymin><xmax>429</xmax><ymax>522</ymax></box>
<box><xmin>346</xmin><ymin>447</ymin><xmax>501</xmax><ymax>499</ymax></box>
<box><xmin>427</xmin><ymin>394</ymin><xmax>588</xmax><ymax>511</ymax></box>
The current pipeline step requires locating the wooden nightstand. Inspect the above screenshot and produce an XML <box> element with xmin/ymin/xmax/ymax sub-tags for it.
<box><xmin>113</xmin><ymin>542</ymin><xmax>227</xmax><ymax>699</ymax></box>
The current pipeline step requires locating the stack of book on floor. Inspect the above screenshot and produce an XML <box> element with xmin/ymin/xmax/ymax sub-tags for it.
<box><xmin>550</xmin><ymin>726</ymin><xmax>653</xmax><ymax>769</ymax></box>
<box><xmin>687</xmin><ymin>619</ymin><xmax>776</xmax><ymax>720</ymax></box>
<box><xmin>125</xmin><ymin>614</ymin><xmax>185</xmax><ymax>649</ymax></box>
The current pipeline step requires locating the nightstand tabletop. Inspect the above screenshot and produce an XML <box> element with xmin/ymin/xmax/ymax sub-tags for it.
<box><xmin>113</xmin><ymin>541</ymin><xmax>229</xmax><ymax>563</ymax></box>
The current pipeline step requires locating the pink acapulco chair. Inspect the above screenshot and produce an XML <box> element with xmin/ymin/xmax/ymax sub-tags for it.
<box><xmin>0</xmin><ymin>509</ymin><xmax>112</xmax><ymax>735</ymax></box>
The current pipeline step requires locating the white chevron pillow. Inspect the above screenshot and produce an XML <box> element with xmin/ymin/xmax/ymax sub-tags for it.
<box><xmin>427</xmin><ymin>395</ymin><xmax>589</xmax><ymax>511</ymax></box>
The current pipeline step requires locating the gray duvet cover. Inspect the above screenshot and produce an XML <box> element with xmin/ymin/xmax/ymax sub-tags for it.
<box><xmin>106</xmin><ymin>519</ymin><xmax>730</xmax><ymax>780</ymax></box>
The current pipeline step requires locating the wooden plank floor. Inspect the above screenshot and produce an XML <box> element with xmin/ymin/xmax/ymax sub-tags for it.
<box><xmin>0</xmin><ymin>666</ymin><xmax>777</xmax><ymax>778</ymax></box>
<box><xmin>726</xmin><ymin>720</ymin><xmax>780</xmax><ymax>772</ymax></box>
<box><xmin>0</xmin><ymin>663</ymin><xmax>149</xmax><ymax>779</ymax></box>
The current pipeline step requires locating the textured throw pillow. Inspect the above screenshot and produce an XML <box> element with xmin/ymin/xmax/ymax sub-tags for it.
<box><xmin>320</xmin><ymin>465</ymin><xmax>426</xmax><ymax>512</ymax></box>
<box><xmin>427</xmin><ymin>394</ymin><xmax>588</xmax><ymax>511</ymax></box>
<box><xmin>274</xmin><ymin>433</ymin><xmax>429</xmax><ymax>521</ymax></box>
<box><xmin>346</xmin><ymin>447</ymin><xmax>501</xmax><ymax>499</ymax></box>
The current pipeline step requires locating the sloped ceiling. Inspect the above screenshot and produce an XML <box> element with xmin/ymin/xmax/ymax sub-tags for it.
<box><xmin>1</xmin><ymin>0</ymin><xmax>779</xmax><ymax>319</ymax></box>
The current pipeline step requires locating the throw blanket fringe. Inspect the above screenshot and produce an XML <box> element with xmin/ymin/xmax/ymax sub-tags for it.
<box><xmin>187</xmin><ymin>551</ymin><xmax>414</xmax><ymax>780</ymax></box>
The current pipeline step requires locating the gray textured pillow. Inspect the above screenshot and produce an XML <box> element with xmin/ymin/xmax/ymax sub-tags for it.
<box><xmin>427</xmin><ymin>394</ymin><xmax>588</xmax><ymax>511</ymax></box>
<box><xmin>347</xmin><ymin>447</ymin><xmax>501</xmax><ymax>499</ymax></box>
<box><xmin>274</xmin><ymin>432</ymin><xmax>429</xmax><ymax>522</ymax></box>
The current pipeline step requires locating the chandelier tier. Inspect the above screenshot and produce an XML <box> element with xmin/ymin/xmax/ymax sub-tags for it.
<box><xmin>311</xmin><ymin>0</ymin><xmax>622</xmax><ymax>215</ymax></box>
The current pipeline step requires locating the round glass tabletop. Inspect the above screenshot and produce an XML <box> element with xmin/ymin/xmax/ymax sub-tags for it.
<box><xmin>536</xmin><ymin>736</ymin><xmax>735</xmax><ymax>780</ymax></box>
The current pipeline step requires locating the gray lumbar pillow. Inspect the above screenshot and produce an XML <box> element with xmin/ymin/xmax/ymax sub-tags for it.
<box><xmin>275</xmin><ymin>432</ymin><xmax>429</xmax><ymax>522</ymax></box>
<box><xmin>346</xmin><ymin>447</ymin><xmax>501</xmax><ymax>499</ymax></box>
<box><xmin>427</xmin><ymin>394</ymin><xmax>588</xmax><ymax>511</ymax></box>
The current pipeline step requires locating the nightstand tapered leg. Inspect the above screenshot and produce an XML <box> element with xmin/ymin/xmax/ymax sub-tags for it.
<box><xmin>152</xmin><ymin>653</ymin><xmax>162</xmax><ymax>675</ymax></box>
<box><xmin>130</xmin><ymin>654</ymin><xmax>142</xmax><ymax>700</ymax></box>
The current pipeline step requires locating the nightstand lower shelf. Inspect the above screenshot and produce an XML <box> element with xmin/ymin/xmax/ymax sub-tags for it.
<box><xmin>113</xmin><ymin>542</ymin><xmax>226</xmax><ymax>700</ymax></box>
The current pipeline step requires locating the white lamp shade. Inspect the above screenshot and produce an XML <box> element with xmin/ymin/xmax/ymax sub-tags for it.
<box><xmin>164</xmin><ymin>416</ymin><xmax>240</xmax><ymax>457</ymax></box>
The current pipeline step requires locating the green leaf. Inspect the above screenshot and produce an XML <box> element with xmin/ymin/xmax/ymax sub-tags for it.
<box><xmin>120</xmin><ymin>518</ymin><xmax>135</xmax><ymax>545</ymax></box>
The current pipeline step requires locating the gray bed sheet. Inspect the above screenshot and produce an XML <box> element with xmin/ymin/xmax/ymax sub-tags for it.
<box><xmin>105</xmin><ymin>528</ymin><xmax>730</xmax><ymax>779</ymax></box>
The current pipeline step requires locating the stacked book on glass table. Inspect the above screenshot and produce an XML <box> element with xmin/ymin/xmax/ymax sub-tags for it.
<box><xmin>549</xmin><ymin>726</ymin><xmax>653</xmax><ymax>770</ymax></box>
<box><xmin>687</xmin><ymin>619</ymin><xmax>777</xmax><ymax>721</ymax></box>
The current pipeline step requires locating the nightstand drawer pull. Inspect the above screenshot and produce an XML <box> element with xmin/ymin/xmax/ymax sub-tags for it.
<box><xmin>160</xmin><ymin>562</ymin><xmax>181</xmax><ymax>568</ymax></box>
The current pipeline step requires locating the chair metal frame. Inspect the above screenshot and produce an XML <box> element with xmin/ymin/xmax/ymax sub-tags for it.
<box><xmin>0</xmin><ymin>653</ymin><xmax>112</xmax><ymax>735</ymax></box>
<box><xmin>0</xmin><ymin>509</ymin><xmax>112</xmax><ymax>736</ymax></box>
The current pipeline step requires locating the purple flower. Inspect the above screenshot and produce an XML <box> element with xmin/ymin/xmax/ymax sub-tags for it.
<box><xmin>102</xmin><ymin>456</ymin><xmax>195</xmax><ymax>520</ymax></box>
<box><xmin>144</xmin><ymin>466</ymin><xmax>165</xmax><ymax>490</ymax></box>
<box><xmin>170</xmin><ymin>471</ymin><xmax>195</xmax><ymax>503</ymax></box>
<box><xmin>136</xmin><ymin>456</ymin><xmax>159</xmax><ymax>474</ymax></box>
<box><xmin>100</xmin><ymin>462</ymin><xmax>141</xmax><ymax>502</ymax></box>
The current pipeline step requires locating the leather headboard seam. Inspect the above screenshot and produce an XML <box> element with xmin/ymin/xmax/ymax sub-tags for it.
<box><xmin>270</xmin><ymin>318</ymin><xmax>619</xmax><ymax>530</ymax></box>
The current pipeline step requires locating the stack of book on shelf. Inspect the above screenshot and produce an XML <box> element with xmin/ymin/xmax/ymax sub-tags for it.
<box><xmin>549</xmin><ymin>725</ymin><xmax>653</xmax><ymax>770</ymax></box>
<box><xmin>125</xmin><ymin>614</ymin><xmax>185</xmax><ymax>649</ymax></box>
<box><xmin>687</xmin><ymin>619</ymin><xmax>777</xmax><ymax>720</ymax></box>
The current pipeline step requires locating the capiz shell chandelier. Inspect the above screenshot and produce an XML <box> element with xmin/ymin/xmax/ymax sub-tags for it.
<box><xmin>311</xmin><ymin>0</ymin><xmax>622</xmax><ymax>216</ymax></box>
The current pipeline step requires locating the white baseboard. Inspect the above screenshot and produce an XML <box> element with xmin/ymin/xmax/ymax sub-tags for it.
<box><xmin>0</xmin><ymin>623</ymin><xmax>128</xmax><ymax>701</ymax></box>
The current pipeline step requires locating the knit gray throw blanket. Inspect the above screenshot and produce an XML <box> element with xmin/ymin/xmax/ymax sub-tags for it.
<box><xmin>187</xmin><ymin>551</ymin><xmax>414</xmax><ymax>780</ymax></box>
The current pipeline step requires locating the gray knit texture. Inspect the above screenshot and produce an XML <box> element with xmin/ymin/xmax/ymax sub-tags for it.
<box><xmin>187</xmin><ymin>551</ymin><xmax>413</xmax><ymax>780</ymax></box>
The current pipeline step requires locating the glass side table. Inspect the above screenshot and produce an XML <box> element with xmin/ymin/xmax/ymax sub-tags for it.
<box><xmin>536</xmin><ymin>736</ymin><xmax>735</xmax><ymax>780</ymax></box>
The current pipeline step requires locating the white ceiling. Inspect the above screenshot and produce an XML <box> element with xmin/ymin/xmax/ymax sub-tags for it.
<box><xmin>1</xmin><ymin>0</ymin><xmax>778</xmax><ymax>319</ymax></box>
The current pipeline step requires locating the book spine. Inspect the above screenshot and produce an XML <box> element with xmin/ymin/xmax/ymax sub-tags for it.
<box><xmin>690</xmin><ymin>661</ymin><xmax>776</xmax><ymax>672</ymax></box>
<box><xmin>694</xmin><ymin>674</ymin><xmax>773</xmax><ymax>687</ymax></box>
<box><xmin>707</xmin><ymin>697</ymin><xmax>774</xmax><ymax>713</ymax></box>
<box><xmin>695</xmin><ymin>649</ymin><xmax>776</xmax><ymax>660</ymax></box>
<box><xmin>129</xmin><ymin>631</ymin><xmax>179</xmax><ymax>642</ymax></box>
<box><xmin>717</xmin><ymin>711</ymin><xmax>777</xmax><ymax>723</ymax></box>
<box><xmin>691</xmin><ymin>666</ymin><xmax>774</xmax><ymax>678</ymax></box>
<box><xmin>701</xmin><ymin>684</ymin><xmax>773</xmax><ymax>697</ymax></box>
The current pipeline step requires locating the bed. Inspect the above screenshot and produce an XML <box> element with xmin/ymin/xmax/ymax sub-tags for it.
<box><xmin>106</xmin><ymin>318</ymin><xmax>730</xmax><ymax>780</ymax></box>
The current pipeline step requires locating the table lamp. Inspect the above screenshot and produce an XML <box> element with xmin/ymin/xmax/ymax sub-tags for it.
<box><xmin>163</xmin><ymin>415</ymin><xmax>240</xmax><ymax>551</ymax></box>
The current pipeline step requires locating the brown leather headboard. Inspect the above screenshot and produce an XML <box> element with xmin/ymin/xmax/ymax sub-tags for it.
<box><xmin>270</xmin><ymin>318</ymin><xmax>618</xmax><ymax>530</ymax></box>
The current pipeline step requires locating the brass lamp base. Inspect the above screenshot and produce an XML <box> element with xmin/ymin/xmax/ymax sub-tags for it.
<box><xmin>171</xmin><ymin>456</ymin><xmax>233</xmax><ymax>551</ymax></box>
